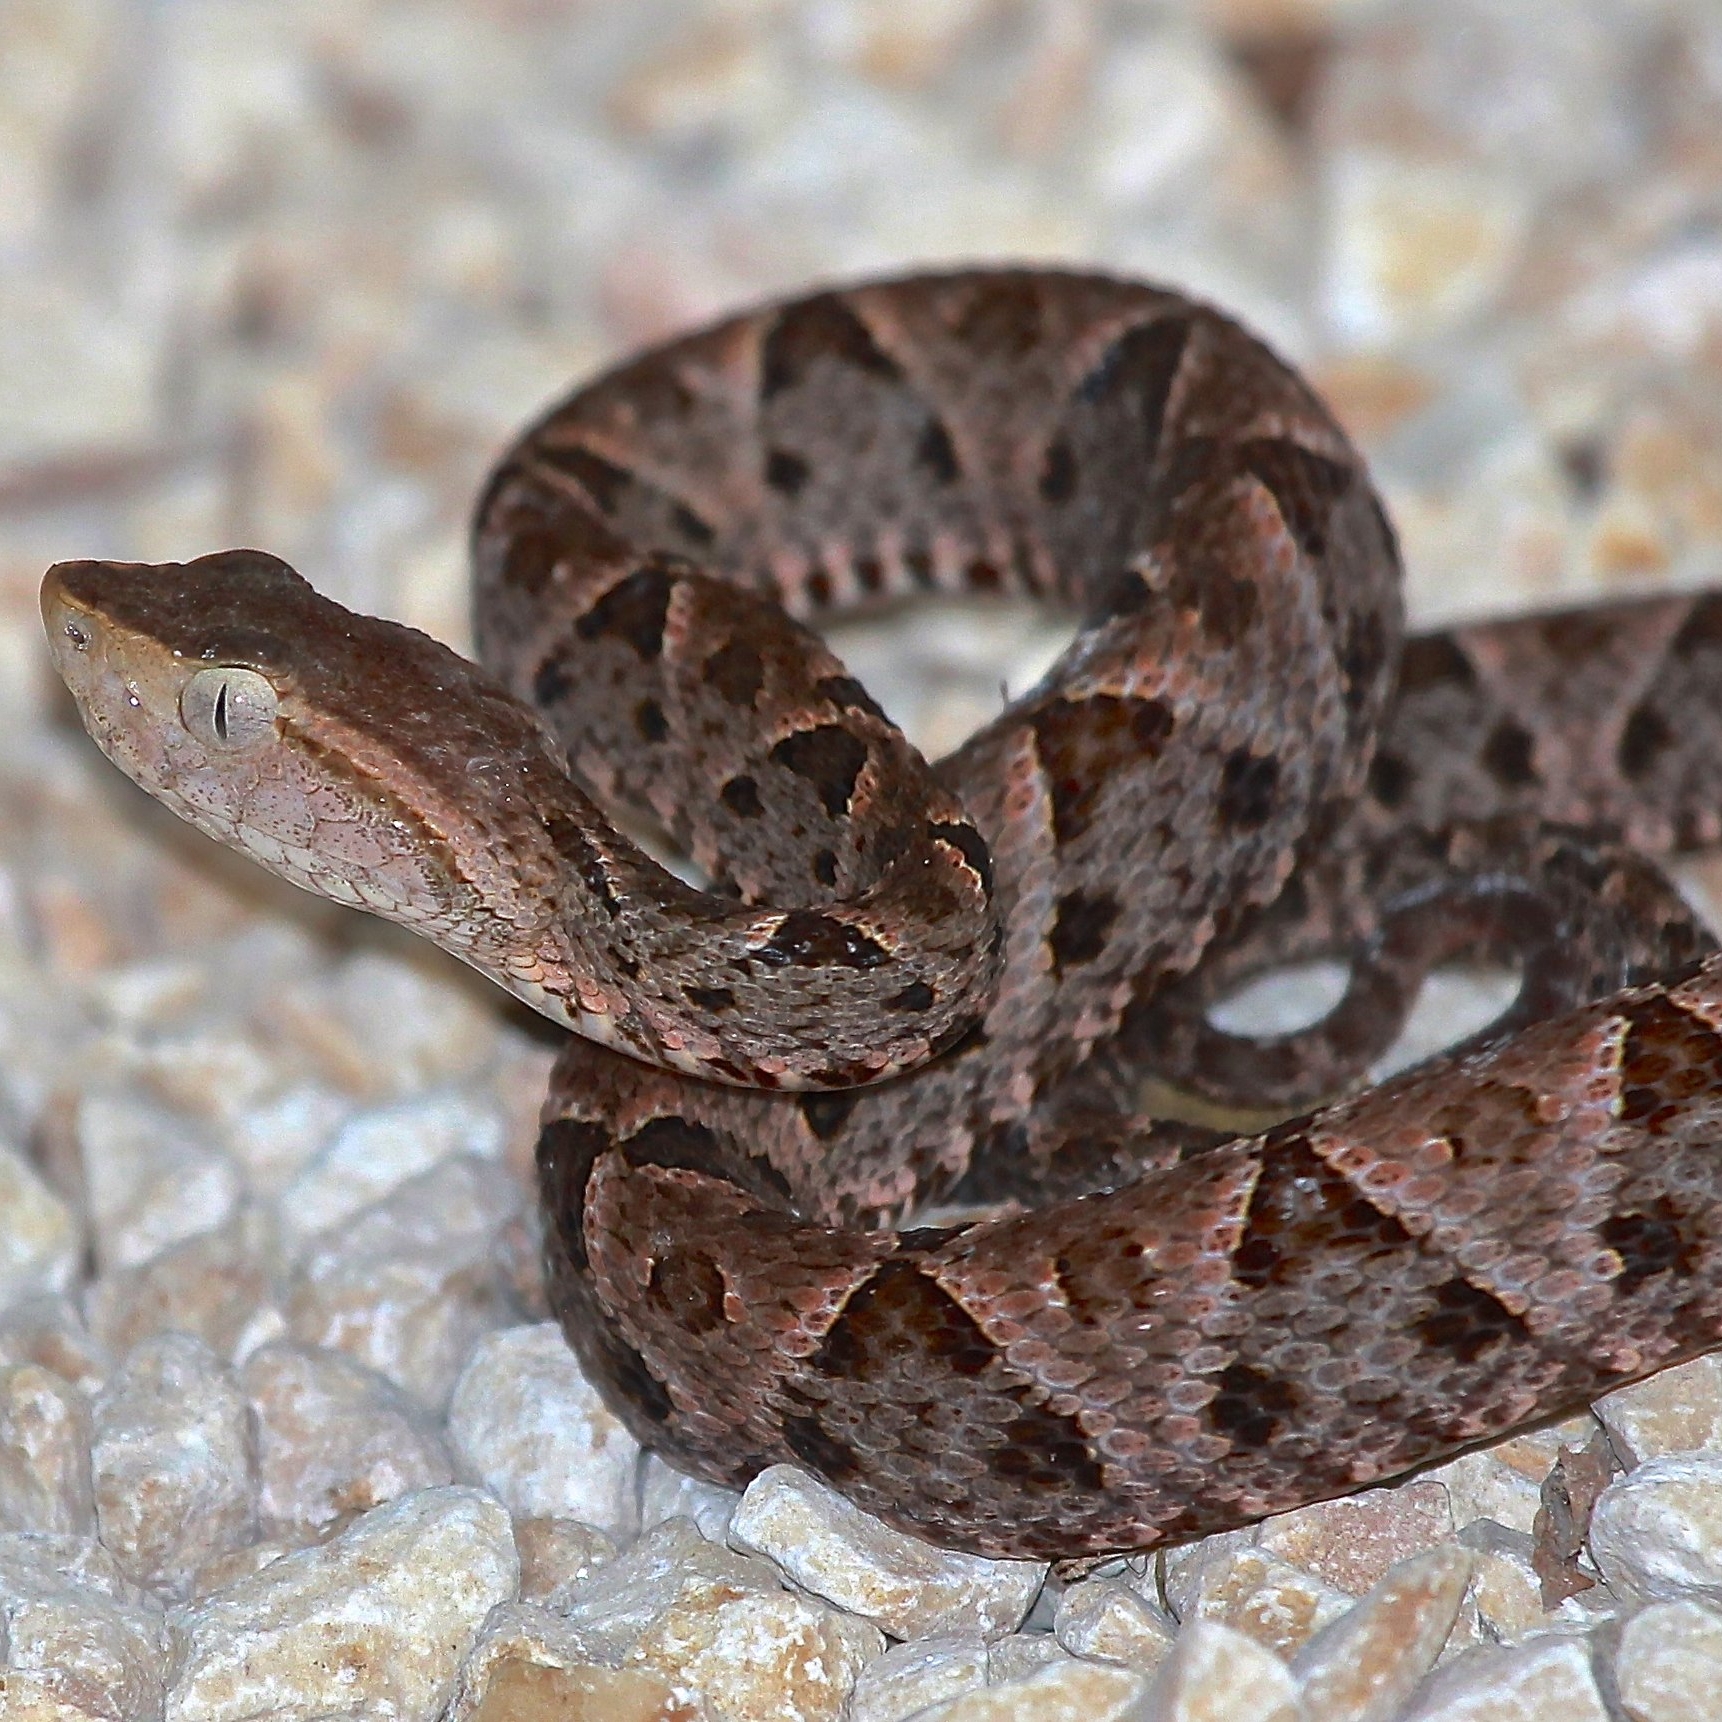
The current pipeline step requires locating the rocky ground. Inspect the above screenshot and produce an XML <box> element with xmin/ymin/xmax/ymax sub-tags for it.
<box><xmin>3</xmin><ymin>1</ymin><xmax>1722</xmax><ymax>1717</ymax></box>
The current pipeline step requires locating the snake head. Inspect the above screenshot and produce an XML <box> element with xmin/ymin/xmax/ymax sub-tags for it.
<box><xmin>40</xmin><ymin>550</ymin><xmax>571</xmax><ymax>940</ymax></box>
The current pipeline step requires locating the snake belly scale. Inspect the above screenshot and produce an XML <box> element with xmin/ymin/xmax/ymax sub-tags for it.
<box><xmin>41</xmin><ymin>268</ymin><xmax>1722</xmax><ymax>1560</ymax></box>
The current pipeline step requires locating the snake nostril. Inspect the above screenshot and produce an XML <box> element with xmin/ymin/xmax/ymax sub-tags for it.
<box><xmin>63</xmin><ymin>621</ymin><xmax>89</xmax><ymax>651</ymax></box>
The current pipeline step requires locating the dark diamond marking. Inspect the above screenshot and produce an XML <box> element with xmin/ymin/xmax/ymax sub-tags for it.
<box><xmin>575</xmin><ymin>563</ymin><xmax>675</xmax><ymax>659</ymax></box>
<box><xmin>684</xmin><ymin>985</ymin><xmax>736</xmax><ymax>1012</ymax></box>
<box><xmin>771</xmin><ymin>724</ymin><xmax>870</xmax><ymax>819</ymax></box>
<box><xmin>534</xmin><ymin>444</ymin><xmax>630</xmax><ymax>514</ymax></box>
<box><xmin>1039</xmin><ymin>438</ymin><xmax>1077</xmax><ymax>504</ymax></box>
<box><xmin>1075</xmin><ymin>315</ymin><xmax>1191</xmax><ymax>463</ymax></box>
<box><xmin>760</xmin><ymin>294</ymin><xmax>903</xmax><ymax>400</ymax></box>
<box><xmin>765</xmin><ymin>448</ymin><xmax>810</xmax><ymax>496</ymax></box>
<box><xmin>756</xmin><ymin>911</ymin><xmax>889</xmax><ymax>970</ymax></box>
<box><xmin>915</xmin><ymin>418</ymin><xmax>960</xmax><ymax>484</ymax></box>
<box><xmin>798</xmin><ymin>1091</ymin><xmax>860</xmax><ymax>1141</ymax></box>
<box><xmin>887</xmin><ymin>980</ymin><xmax>936</xmax><ymax>1012</ymax></box>
<box><xmin>812</xmin><ymin>848</ymin><xmax>838</xmax><ymax>888</ymax></box>
<box><xmin>1412</xmin><ymin>1277</ymin><xmax>1528</xmax><ymax>1366</ymax></box>
<box><xmin>1237</xmin><ymin>439</ymin><xmax>1354</xmax><ymax>558</ymax></box>
<box><xmin>1397</xmin><ymin>633</ymin><xmax>1478</xmax><ymax>694</ymax></box>
<box><xmin>704</xmin><ymin>639</ymin><xmax>766</xmax><ymax>708</ymax></box>
<box><xmin>546</xmin><ymin>815</ymin><xmax>620</xmax><ymax>917</ymax></box>
<box><xmin>647</xmin><ymin>1251</ymin><xmax>728</xmax><ymax>1335</ymax></box>
<box><xmin>533</xmin><ymin>651</ymin><xmax>573</xmax><ymax>707</ymax></box>
<box><xmin>1618</xmin><ymin>703</ymin><xmax>1674</xmax><ymax>782</ymax></box>
<box><xmin>635</xmin><ymin>698</ymin><xmax>668</xmax><ymax>742</ymax></box>
<box><xmin>721</xmin><ymin>775</ymin><xmax>764</xmax><ymax>818</ymax></box>
<box><xmin>929</xmin><ymin>820</ymin><xmax>995</xmax><ymax>897</ymax></box>
<box><xmin>1216</xmin><ymin>749</ymin><xmax>1280</xmax><ymax>830</ymax></box>
<box><xmin>1049</xmin><ymin>890</ymin><xmax>1121</xmax><ymax>973</ymax></box>
<box><xmin>814</xmin><ymin>674</ymin><xmax>889</xmax><ymax>724</ymax></box>
<box><xmin>1480</xmin><ymin>718</ymin><xmax>1538</xmax><ymax>789</ymax></box>
<box><xmin>1601</xmin><ymin>1197</ymin><xmax>1700</xmax><ymax>1298</ymax></box>
<box><xmin>1209</xmin><ymin>1361</ymin><xmax>1299</xmax><ymax>1451</ymax></box>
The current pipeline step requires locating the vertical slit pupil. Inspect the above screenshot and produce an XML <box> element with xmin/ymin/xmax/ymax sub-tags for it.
<box><xmin>214</xmin><ymin>681</ymin><xmax>228</xmax><ymax>741</ymax></box>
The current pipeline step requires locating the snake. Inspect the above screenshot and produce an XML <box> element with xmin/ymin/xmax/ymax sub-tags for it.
<box><xmin>41</xmin><ymin>268</ymin><xmax>1722</xmax><ymax>1563</ymax></box>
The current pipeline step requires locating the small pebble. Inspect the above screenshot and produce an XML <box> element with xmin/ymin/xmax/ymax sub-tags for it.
<box><xmin>728</xmin><ymin>1463</ymin><xmax>1046</xmax><ymax>1641</ymax></box>
<box><xmin>0</xmin><ymin>1362</ymin><xmax>94</xmax><ymax>1536</ymax></box>
<box><xmin>1143</xmin><ymin>1618</ymin><xmax>1303</xmax><ymax>1722</ymax></box>
<box><xmin>1400</xmin><ymin>1634</ymin><xmax>1609</xmax><ymax>1722</ymax></box>
<box><xmin>1613</xmin><ymin>1598</ymin><xmax>1722</xmax><ymax>1722</ymax></box>
<box><xmin>90</xmin><ymin>1332</ymin><xmax>256</xmax><ymax>1599</ymax></box>
<box><xmin>1292</xmin><ymin>1547</ymin><xmax>1473</xmax><ymax>1722</ymax></box>
<box><xmin>243</xmin><ymin>1340</ymin><xmax>455</xmax><ymax>1539</ymax></box>
<box><xmin>847</xmin><ymin>1631</ymin><xmax>990</xmax><ymax>1722</ymax></box>
<box><xmin>1589</xmin><ymin>1453</ymin><xmax>1722</xmax><ymax>1606</ymax></box>
<box><xmin>1052</xmin><ymin>1574</ymin><xmax>1178</xmax><ymax>1671</ymax></box>
<box><xmin>165</xmin><ymin>1485</ymin><xmax>516</xmax><ymax>1722</ymax></box>
<box><xmin>446</xmin><ymin>1321</ymin><xmax>640</xmax><ymax>1538</ymax></box>
<box><xmin>285</xmin><ymin>1153</ymin><xmax>523</xmax><ymax>1407</ymax></box>
<box><xmin>0</xmin><ymin>1531</ymin><xmax>166</xmax><ymax>1722</ymax></box>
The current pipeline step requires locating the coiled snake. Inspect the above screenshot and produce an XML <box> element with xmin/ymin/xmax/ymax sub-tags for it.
<box><xmin>42</xmin><ymin>269</ymin><xmax>1722</xmax><ymax>1560</ymax></box>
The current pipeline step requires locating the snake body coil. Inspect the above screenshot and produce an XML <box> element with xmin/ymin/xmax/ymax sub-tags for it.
<box><xmin>43</xmin><ymin>270</ymin><xmax>1722</xmax><ymax>1559</ymax></box>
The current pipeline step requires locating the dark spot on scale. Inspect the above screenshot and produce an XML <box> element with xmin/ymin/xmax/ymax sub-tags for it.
<box><xmin>771</xmin><ymin>724</ymin><xmax>870</xmax><ymax>819</ymax></box>
<box><xmin>929</xmin><ymin>820</ymin><xmax>994</xmax><ymax>897</ymax></box>
<box><xmin>576</xmin><ymin>563</ymin><xmax>675</xmax><ymax>659</ymax></box>
<box><xmin>1368</xmin><ymin>750</ymin><xmax>1412</xmax><ymax>809</ymax></box>
<box><xmin>755</xmin><ymin>911</ymin><xmax>890</xmax><ymax>969</ymax></box>
<box><xmin>1039</xmin><ymin>438</ymin><xmax>1077</xmax><ymax>504</ymax></box>
<box><xmin>805</xmin><ymin>566</ymin><xmax>834</xmax><ymax>607</ymax></box>
<box><xmin>1601</xmin><ymin>1198</ymin><xmax>1700</xmax><ymax>1297</ymax></box>
<box><xmin>671</xmin><ymin>503</ymin><xmax>715</xmax><ymax>546</ymax></box>
<box><xmin>812</xmin><ymin>848</ymin><xmax>838</xmax><ymax>888</ymax></box>
<box><xmin>1412</xmin><ymin>1277</ymin><xmax>1529</xmax><ymax>1365</ymax></box>
<box><xmin>855</xmin><ymin>556</ymin><xmax>884</xmax><ymax>595</ymax></box>
<box><xmin>966</xmin><ymin>559</ymin><xmax>1003</xmax><ymax>593</ymax></box>
<box><xmin>704</xmin><ymin>639</ymin><xmax>766</xmax><ymax>708</ymax></box>
<box><xmin>887</xmin><ymin>980</ymin><xmax>936</xmax><ymax>1012</ymax></box>
<box><xmin>720</xmin><ymin>774</ymin><xmax>764</xmax><ymax>818</ymax></box>
<box><xmin>546</xmin><ymin>815</ymin><xmax>620</xmax><ymax>916</ymax></box>
<box><xmin>1049</xmin><ymin>890</ymin><xmax>1121</xmax><ymax>973</ymax></box>
<box><xmin>798</xmin><ymin>1091</ymin><xmax>859</xmax><ymax>1141</ymax></box>
<box><xmin>1237</xmin><ymin>439</ymin><xmax>1354</xmax><ymax>558</ymax></box>
<box><xmin>532</xmin><ymin>651</ymin><xmax>573</xmax><ymax>706</ymax></box>
<box><xmin>760</xmin><ymin>294</ymin><xmax>904</xmax><ymax>400</ymax></box>
<box><xmin>903</xmin><ymin>547</ymin><xmax>938</xmax><ymax>590</ymax></box>
<box><xmin>1208</xmin><ymin>1361</ymin><xmax>1299</xmax><ymax>1450</ymax></box>
<box><xmin>1618</xmin><ymin>703</ymin><xmax>1674</xmax><ymax>782</ymax></box>
<box><xmin>765</xmin><ymin>447</ymin><xmax>810</xmax><ymax>497</ymax></box>
<box><xmin>814</xmin><ymin>675</ymin><xmax>888</xmax><ymax>724</ymax></box>
<box><xmin>1480</xmin><ymin>717</ymin><xmax>1538</xmax><ymax>789</ymax></box>
<box><xmin>1216</xmin><ymin>749</ymin><xmax>1279</xmax><ymax>830</ymax></box>
<box><xmin>684</xmin><ymin>984</ymin><xmax>736</xmax><ymax>1012</ymax></box>
<box><xmin>915</xmin><ymin>417</ymin><xmax>961</xmax><ymax>484</ymax></box>
<box><xmin>634</xmin><ymin>698</ymin><xmax>668</xmax><ymax>743</ymax></box>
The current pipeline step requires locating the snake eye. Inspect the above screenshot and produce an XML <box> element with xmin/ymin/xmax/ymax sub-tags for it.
<box><xmin>179</xmin><ymin>666</ymin><xmax>279</xmax><ymax>751</ymax></box>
